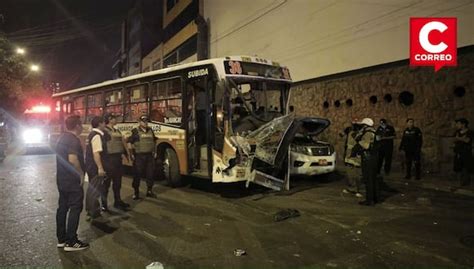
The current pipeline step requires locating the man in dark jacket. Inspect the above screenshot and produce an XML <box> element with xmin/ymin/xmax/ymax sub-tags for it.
<box><xmin>400</xmin><ymin>118</ymin><xmax>423</xmax><ymax>180</ymax></box>
<box><xmin>453</xmin><ymin>118</ymin><xmax>473</xmax><ymax>187</ymax></box>
<box><xmin>375</xmin><ymin>118</ymin><xmax>396</xmax><ymax>175</ymax></box>
<box><xmin>55</xmin><ymin>115</ymin><xmax>89</xmax><ymax>251</ymax></box>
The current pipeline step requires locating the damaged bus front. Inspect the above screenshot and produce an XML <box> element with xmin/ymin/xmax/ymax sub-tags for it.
<box><xmin>211</xmin><ymin>60</ymin><xmax>329</xmax><ymax>190</ymax></box>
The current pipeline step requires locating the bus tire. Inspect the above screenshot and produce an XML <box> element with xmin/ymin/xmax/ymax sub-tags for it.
<box><xmin>163</xmin><ymin>148</ymin><xmax>182</xmax><ymax>187</ymax></box>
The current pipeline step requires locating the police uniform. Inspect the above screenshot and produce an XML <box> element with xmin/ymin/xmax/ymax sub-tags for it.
<box><xmin>375</xmin><ymin>123</ymin><xmax>395</xmax><ymax>175</ymax></box>
<box><xmin>453</xmin><ymin>127</ymin><xmax>473</xmax><ymax>186</ymax></box>
<box><xmin>102</xmin><ymin>123</ymin><xmax>130</xmax><ymax>210</ymax></box>
<box><xmin>400</xmin><ymin>127</ymin><xmax>423</xmax><ymax>179</ymax></box>
<box><xmin>128</xmin><ymin>120</ymin><xmax>157</xmax><ymax>199</ymax></box>
<box><xmin>85</xmin><ymin>128</ymin><xmax>107</xmax><ymax>218</ymax></box>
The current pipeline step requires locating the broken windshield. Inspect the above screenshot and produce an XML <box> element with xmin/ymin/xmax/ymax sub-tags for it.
<box><xmin>227</xmin><ymin>78</ymin><xmax>289</xmax><ymax>135</ymax></box>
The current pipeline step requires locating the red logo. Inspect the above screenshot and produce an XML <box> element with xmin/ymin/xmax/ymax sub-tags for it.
<box><xmin>410</xmin><ymin>18</ymin><xmax>457</xmax><ymax>71</ymax></box>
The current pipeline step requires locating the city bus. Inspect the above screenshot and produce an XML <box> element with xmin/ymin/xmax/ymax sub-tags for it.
<box><xmin>51</xmin><ymin>56</ymin><xmax>329</xmax><ymax>190</ymax></box>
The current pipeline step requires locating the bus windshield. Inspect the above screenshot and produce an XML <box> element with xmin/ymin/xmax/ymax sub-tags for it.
<box><xmin>227</xmin><ymin>78</ymin><xmax>289</xmax><ymax>135</ymax></box>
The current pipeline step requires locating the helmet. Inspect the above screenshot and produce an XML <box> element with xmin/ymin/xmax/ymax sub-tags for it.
<box><xmin>360</xmin><ymin>118</ymin><xmax>374</xmax><ymax>127</ymax></box>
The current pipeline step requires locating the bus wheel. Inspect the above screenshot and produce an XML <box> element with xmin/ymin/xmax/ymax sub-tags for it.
<box><xmin>163</xmin><ymin>148</ymin><xmax>182</xmax><ymax>187</ymax></box>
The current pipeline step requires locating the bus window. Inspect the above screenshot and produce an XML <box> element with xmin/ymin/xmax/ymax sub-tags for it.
<box><xmin>150</xmin><ymin>78</ymin><xmax>182</xmax><ymax>125</ymax></box>
<box><xmin>125</xmin><ymin>85</ymin><xmax>148</xmax><ymax>122</ymax></box>
<box><xmin>73</xmin><ymin>96</ymin><xmax>85</xmax><ymax>121</ymax></box>
<box><xmin>87</xmin><ymin>93</ymin><xmax>103</xmax><ymax>123</ymax></box>
<box><xmin>105</xmin><ymin>89</ymin><xmax>124</xmax><ymax>122</ymax></box>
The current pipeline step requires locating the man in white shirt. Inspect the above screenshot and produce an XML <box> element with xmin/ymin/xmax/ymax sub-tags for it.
<box><xmin>85</xmin><ymin>116</ymin><xmax>107</xmax><ymax>220</ymax></box>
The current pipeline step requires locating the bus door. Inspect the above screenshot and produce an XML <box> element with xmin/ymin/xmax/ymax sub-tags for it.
<box><xmin>185</xmin><ymin>76</ymin><xmax>211</xmax><ymax>175</ymax></box>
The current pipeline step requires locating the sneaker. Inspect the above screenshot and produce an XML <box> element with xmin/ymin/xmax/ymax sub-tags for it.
<box><xmin>64</xmin><ymin>240</ymin><xmax>89</xmax><ymax>252</ymax></box>
<box><xmin>355</xmin><ymin>192</ymin><xmax>363</xmax><ymax>198</ymax></box>
<box><xmin>146</xmin><ymin>190</ymin><xmax>157</xmax><ymax>198</ymax></box>
<box><xmin>57</xmin><ymin>242</ymin><xmax>66</xmax><ymax>248</ymax></box>
<box><xmin>101</xmin><ymin>205</ymin><xmax>109</xmax><ymax>212</ymax></box>
<box><xmin>342</xmin><ymin>188</ymin><xmax>350</xmax><ymax>194</ymax></box>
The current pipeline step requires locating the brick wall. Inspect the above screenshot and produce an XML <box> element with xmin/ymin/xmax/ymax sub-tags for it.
<box><xmin>289</xmin><ymin>46</ymin><xmax>474</xmax><ymax>175</ymax></box>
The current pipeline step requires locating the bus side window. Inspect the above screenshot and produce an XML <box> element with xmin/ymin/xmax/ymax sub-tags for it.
<box><xmin>72</xmin><ymin>96</ymin><xmax>85</xmax><ymax>122</ymax></box>
<box><xmin>150</xmin><ymin>78</ymin><xmax>182</xmax><ymax>125</ymax></box>
<box><xmin>86</xmin><ymin>93</ymin><xmax>104</xmax><ymax>123</ymax></box>
<box><xmin>105</xmin><ymin>89</ymin><xmax>124</xmax><ymax>122</ymax></box>
<box><xmin>125</xmin><ymin>84</ymin><xmax>148</xmax><ymax>122</ymax></box>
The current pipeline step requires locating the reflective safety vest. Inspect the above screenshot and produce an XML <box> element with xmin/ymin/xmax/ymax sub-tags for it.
<box><xmin>134</xmin><ymin>128</ymin><xmax>155</xmax><ymax>154</ymax></box>
<box><xmin>106</xmin><ymin>127</ymin><xmax>124</xmax><ymax>154</ymax></box>
<box><xmin>344</xmin><ymin>130</ymin><xmax>361</xmax><ymax>167</ymax></box>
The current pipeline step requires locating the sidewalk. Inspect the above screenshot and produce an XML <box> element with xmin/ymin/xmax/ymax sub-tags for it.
<box><xmin>383</xmin><ymin>172</ymin><xmax>474</xmax><ymax>197</ymax></box>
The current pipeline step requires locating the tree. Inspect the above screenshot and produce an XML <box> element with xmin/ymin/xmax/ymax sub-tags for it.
<box><xmin>0</xmin><ymin>35</ymin><xmax>47</xmax><ymax>114</ymax></box>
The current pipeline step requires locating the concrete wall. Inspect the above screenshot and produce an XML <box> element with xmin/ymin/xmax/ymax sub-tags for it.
<box><xmin>203</xmin><ymin>0</ymin><xmax>474</xmax><ymax>81</ymax></box>
<box><xmin>290</xmin><ymin>47</ymin><xmax>474</xmax><ymax>175</ymax></box>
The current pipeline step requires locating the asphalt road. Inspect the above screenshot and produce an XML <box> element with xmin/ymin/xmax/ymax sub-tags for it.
<box><xmin>1</xmin><ymin>148</ymin><xmax>474</xmax><ymax>268</ymax></box>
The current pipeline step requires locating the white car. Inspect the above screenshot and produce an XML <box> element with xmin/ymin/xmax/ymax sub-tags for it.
<box><xmin>290</xmin><ymin>135</ymin><xmax>336</xmax><ymax>176</ymax></box>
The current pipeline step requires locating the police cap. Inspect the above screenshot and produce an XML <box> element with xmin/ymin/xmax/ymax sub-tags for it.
<box><xmin>139</xmin><ymin>115</ymin><xmax>150</xmax><ymax>122</ymax></box>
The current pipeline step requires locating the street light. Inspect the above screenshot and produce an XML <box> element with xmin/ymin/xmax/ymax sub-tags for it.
<box><xmin>16</xmin><ymin>47</ymin><xmax>26</xmax><ymax>55</ymax></box>
<box><xmin>30</xmin><ymin>64</ymin><xmax>40</xmax><ymax>72</ymax></box>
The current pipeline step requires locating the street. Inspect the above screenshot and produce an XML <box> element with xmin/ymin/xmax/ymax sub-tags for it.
<box><xmin>0</xmin><ymin>149</ymin><xmax>473</xmax><ymax>268</ymax></box>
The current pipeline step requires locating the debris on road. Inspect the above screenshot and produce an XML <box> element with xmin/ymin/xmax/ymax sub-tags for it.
<box><xmin>35</xmin><ymin>198</ymin><xmax>43</xmax><ymax>202</ymax></box>
<box><xmin>326</xmin><ymin>230</ymin><xmax>329</xmax><ymax>234</ymax></box>
<box><xmin>433</xmin><ymin>222</ymin><xmax>438</xmax><ymax>225</ymax></box>
<box><xmin>234</xmin><ymin>249</ymin><xmax>247</xmax><ymax>256</ymax></box>
<box><xmin>274</xmin><ymin>209</ymin><xmax>300</xmax><ymax>222</ymax></box>
<box><xmin>204</xmin><ymin>223</ymin><xmax>211</xmax><ymax>226</ymax></box>
<box><xmin>0</xmin><ymin>178</ymin><xmax>5</xmax><ymax>181</ymax></box>
<box><xmin>293</xmin><ymin>254</ymin><xmax>301</xmax><ymax>257</ymax></box>
<box><xmin>146</xmin><ymin>261</ymin><xmax>164</xmax><ymax>269</ymax></box>
<box><xmin>356</xmin><ymin>230</ymin><xmax>362</xmax><ymax>234</ymax></box>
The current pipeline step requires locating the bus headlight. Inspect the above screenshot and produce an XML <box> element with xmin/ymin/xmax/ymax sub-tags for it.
<box><xmin>22</xmin><ymin>128</ymin><xmax>43</xmax><ymax>144</ymax></box>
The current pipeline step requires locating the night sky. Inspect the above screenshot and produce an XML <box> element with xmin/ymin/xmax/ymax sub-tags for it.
<box><xmin>0</xmin><ymin>0</ymin><xmax>135</xmax><ymax>91</ymax></box>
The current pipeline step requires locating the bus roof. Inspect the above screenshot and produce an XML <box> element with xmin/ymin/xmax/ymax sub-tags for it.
<box><xmin>52</xmin><ymin>56</ymin><xmax>291</xmax><ymax>98</ymax></box>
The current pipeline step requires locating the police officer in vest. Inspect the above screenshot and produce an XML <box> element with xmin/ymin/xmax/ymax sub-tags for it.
<box><xmin>85</xmin><ymin>116</ymin><xmax>108</xmax><ymax>220</ymax></box>
<box><xmin>101</xmin><ymin>113</ymin><xmax>131</xmax><ymax>211</ymax></box>
<box><xmin>127</xmin><ymin>115</ymin><xmax>158</xmax><ymax>199</ymax></box>
<box><xmin>399</xmin><ymin>118</ymin><xmax>423</xmax><ymax>180</ymax></box>
<box><xmin>352</xmin><ymin>118</ymin><xmax>380</xmax><ymax>206</ymax></box>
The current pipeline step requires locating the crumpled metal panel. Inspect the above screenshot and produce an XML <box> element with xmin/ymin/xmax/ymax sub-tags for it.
<box><xmin>245</xmin><ymin>114</ymin><xmax>295</xmax><ymax>165</ymax></box>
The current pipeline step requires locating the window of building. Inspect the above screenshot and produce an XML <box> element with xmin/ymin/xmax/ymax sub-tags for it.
<box><xmin>152</xmin><ymin>60</ymin><xmax>161</xmax><ymax>70</ymax></box>
<box><xmin>73</xmin><ymin>96</ymin><xmax>86</xmax><ymax>121</ymax></box>
<box><xmin>87</xmin><ymin>93</ymin><xmax>104</xmax><ymax>123</ymax></box>
<box><xmin>167</xmin><ymin>0</ymin><xmax>179</xmax><ymax>12</ymax></box>
<box><xmin>105</xmin><ymin>89</ymin><xmax>124</xmax><ymax>122</ymax></box>
<box><xmin>125</xmin><ymin>84</ymin><xmax>148</xmax><ymax>121</ymax></box>
<box><xmin>151</xmin><ymin>78</ymin><xmax>182</xmax><ymax>125</ymax></box>
<box><xmin>163</xmin><ymin>52</ymin><xmax>178</xmax><ymax>67</ymax></box>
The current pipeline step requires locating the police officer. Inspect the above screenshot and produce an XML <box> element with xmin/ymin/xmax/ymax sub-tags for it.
<box><xmin>453</xmin><ymin>118</ymin><xmax>473</xmax><ymax>187</ymax></box>
<box><xmin>101</xmin><ymin>113</ymin><xmax>131</xmax><ymax>211</ymax></box>
<box><xmin>353</xmin><ymin>118</ymin><xmax>379</xmax><ymax>206</ymax></box>
<box><xmin>85</xmin><ymin>116</ymin><xmax>107</xmax><ymax>220</ymax></box>
<box><xmin>127</xmin><ymin>115</ymin><xmax>157</xmax><ymax>199</ymax></box>
<box><xmin>399</xmin><ymin>118</ymin><xmax>423</xmax><ymax>180</ymax></box>
<box><xmin>375</xmin><ymin>119</ymin><xmax>395</xmax><ymax>175</ymax></box>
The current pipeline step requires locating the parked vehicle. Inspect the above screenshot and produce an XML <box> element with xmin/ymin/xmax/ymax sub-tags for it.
<box><xmin>290</xmin><ymin>131</ymin><xmax>336</xmax><ymax>176</ymax></box>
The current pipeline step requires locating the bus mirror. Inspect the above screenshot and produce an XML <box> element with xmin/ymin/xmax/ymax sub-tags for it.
<box><xmin>240</xmin><ymin>84</ymin><xmax>251</xmax><ymax>94</ymax></box>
